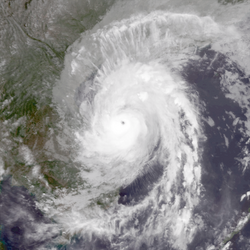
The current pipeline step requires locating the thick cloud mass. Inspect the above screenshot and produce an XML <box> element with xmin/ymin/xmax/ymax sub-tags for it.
<box><xmin>52</xmin><ymin>12</ymin><xmax>234</xmax><ymax>249</ymax></box>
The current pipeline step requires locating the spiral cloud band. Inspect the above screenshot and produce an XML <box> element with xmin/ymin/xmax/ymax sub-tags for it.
<box><xmin>52</xmin><ymin>11</ymin><xmax>238</xmax><ymax>249</ymax></box>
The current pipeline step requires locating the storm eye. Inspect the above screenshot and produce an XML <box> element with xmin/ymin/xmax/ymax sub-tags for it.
<box><xmin>121</xmin><ymin>121</ymin><xmax>125</xmax><ymax>125</ymax></box>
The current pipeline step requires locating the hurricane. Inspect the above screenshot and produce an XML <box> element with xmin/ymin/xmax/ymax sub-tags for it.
<box><xmin>52</xmin><ymin>12</ymin><xmax>207</xmax><ymax>248</ymax></box>
<box><xmin>1</xmin><ymin>0</ymin><xmax>250</xmax><ymax>250</ymax></box>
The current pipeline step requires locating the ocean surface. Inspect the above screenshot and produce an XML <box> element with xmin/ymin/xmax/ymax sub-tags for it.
<box><xmin>1</xmin><ymin>0</ymin><xmax>250</xmax><ymax>249</ymax></box>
